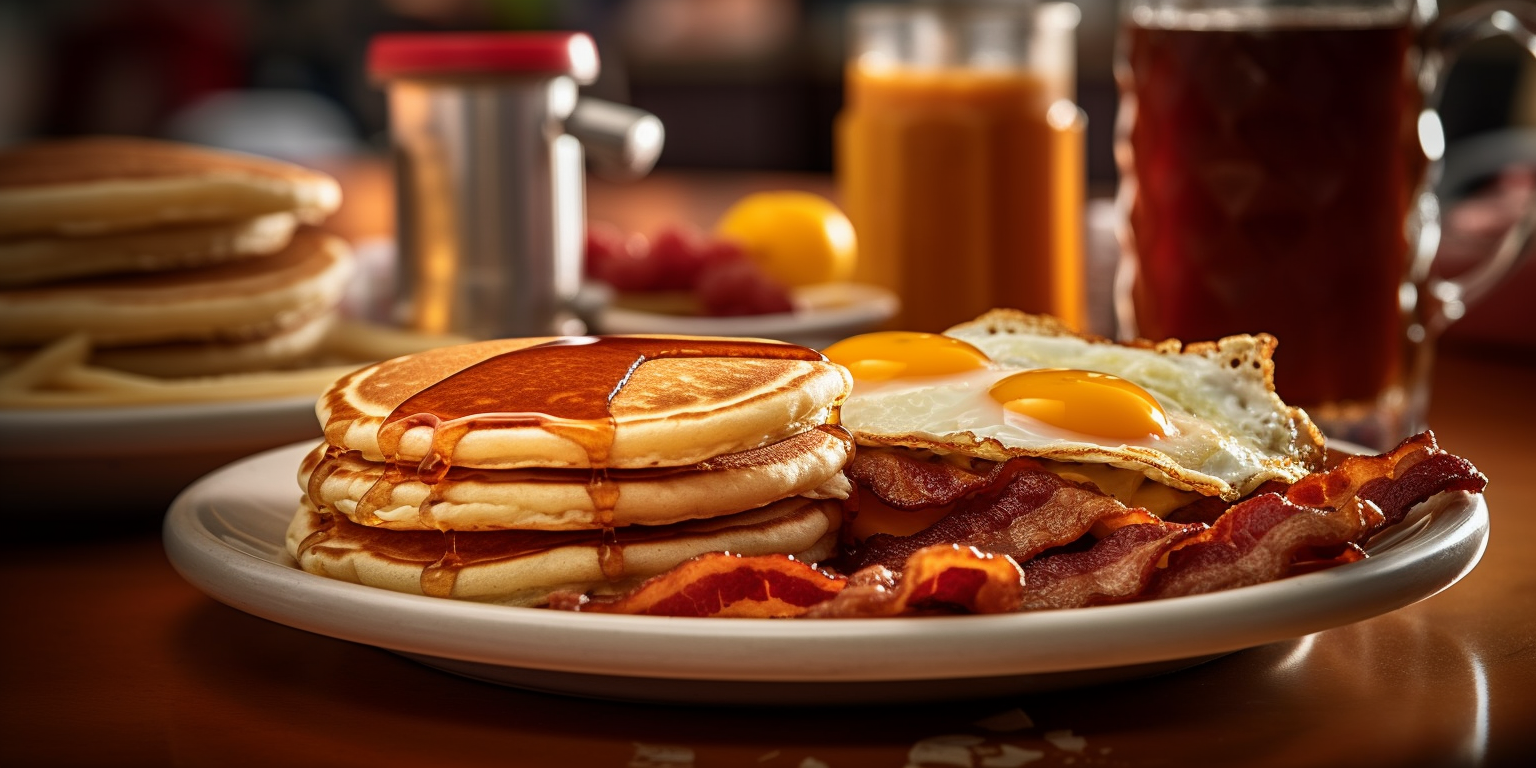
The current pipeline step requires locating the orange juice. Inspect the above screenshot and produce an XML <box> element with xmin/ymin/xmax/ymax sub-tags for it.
<box><xmin>838</xmin><ymin>64</ymin><xmax>1085</xmax><ymax>332</ymax></box>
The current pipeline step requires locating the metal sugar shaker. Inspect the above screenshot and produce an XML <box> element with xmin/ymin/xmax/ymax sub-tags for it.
<box><xmin>370</xmin><ymin>32</ymin><xmax>662</xmax><ymax>339</ymax></box>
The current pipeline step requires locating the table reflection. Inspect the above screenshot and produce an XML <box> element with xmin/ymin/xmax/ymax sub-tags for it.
<box><xmin>151</xmin><ymin>583</ymin><xmax>1503</xmax><ymax>768</ymax></box>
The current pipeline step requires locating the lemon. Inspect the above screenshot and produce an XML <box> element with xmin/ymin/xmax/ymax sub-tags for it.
<box><xmin>714</xmin><ymin>191</ymin><xmax>857</xmax><ymax>287</ymax></box>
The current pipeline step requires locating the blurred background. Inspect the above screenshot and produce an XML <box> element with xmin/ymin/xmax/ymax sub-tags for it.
<box><xmin>4</xmin><ymin>0</ymin><xmax>1532</xmax><ymax>177</ymax></box>
<box><xmin>0</xmin><ymin>0</ymin><xmax>1531</xmax><ymax>345</ymax></box>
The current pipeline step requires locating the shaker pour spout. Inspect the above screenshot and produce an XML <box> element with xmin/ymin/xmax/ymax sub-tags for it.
<box><xmin>568</xmin><ymin>98</ymin><xmax>665</xmax><ymax>181</ymax></box>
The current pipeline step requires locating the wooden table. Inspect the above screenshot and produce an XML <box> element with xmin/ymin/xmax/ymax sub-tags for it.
<box><xmin>0</xmin><ymin>346</ymin><xmax>1531</xmax><ymax>768</ymax></box>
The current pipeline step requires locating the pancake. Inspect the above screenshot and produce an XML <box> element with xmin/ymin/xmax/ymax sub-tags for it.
<box><xmin>0</xmin><ymin>137</ymin><xmax>341</xmax><ymax>238</ymax></box>
<box><xmin>0</xmin><ymin>212</ymin><xmax>298</xmax><ymax>288</ymax></box>
<box><xmin>0</xmin><ymin>228</ymin><xmax>354</xmax><ymax>347</ymax></box>
<box><xmin>88</xmin><ymin>311</ymin><xmax>337</xmax><ymax>378</ymax></box>
<box><xmin>287</xmin><ymin>334</ymin><xmax>855</xmax><ymax>607</ymax></box>
<box><xmin>320</xmin><ymin>336</ymin><xmax>854</xmax><ymax>470</ymax></box>
<box><xmin>285</xmin><ymin>495</ymin><xmax>843</xmax><ymax>606</ymax></box>
<box><xmin>301</xmin><ymin>425</ymin><xmax>855</xmax><ymax>531</ymax></box>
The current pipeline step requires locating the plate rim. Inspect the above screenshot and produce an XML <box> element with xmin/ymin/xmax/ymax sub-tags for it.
<box><xmin>162</xmin><ymin>441</ymin><xmax>1489</xmax><ymax>684</ymax></box>
<box><xmin>595</xmin><ymin>282</ymin><xmax>899</xmax><ymax>337</ymax></box>
<box><xmin>0</xmin><ymin>394</ymin><xmax>319</xmax><ymax>458</ymax></box>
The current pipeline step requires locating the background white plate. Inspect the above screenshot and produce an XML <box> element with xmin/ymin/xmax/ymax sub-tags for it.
<box><xmin>591</xmin><ymin>282</ymin><xmax>899</xmax><ymax>349</ymax></box>
<box><xmin>1</xmin><ymin>396</ymin><xmax>321</xmax><ymax>517</ymax></box>
<box><xmin>163</xmin><ymin>441</ymin><xmax>1489</xmax><ymax>705</ymax></box>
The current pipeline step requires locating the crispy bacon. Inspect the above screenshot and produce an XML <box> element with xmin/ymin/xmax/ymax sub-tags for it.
<box><xmin>1144</xmin><ymin>493</ymin><xmax>1383</xmax><ymax>598</ymax></box>
<box><xmin>1291</xmin><ymin>433</ymin><xmax>1453</xmax><ymax>506</ymax></box>
<box><xmin>1288</xmin><ymin>542</ymin><xmax>1368</xmax><ymax>574</ymax></box>
<box><xmin>1130</xmin><ymin>431</ymin><xmax>1486</xmax><ymax>599</ymax></box>
<box><xmin>1020</xmin><ymin>521</ymin><xmax>1205</xmax><ymax>610</ymax></box>
<box><xmin>1285</xmin><ymin>435</ymin><xmax>1436</xmax><ymax>510</ymax></box>
<box><xmin>1089</xmin><ymin>508</ymin><xmax>1163</xmax><ymax>537</ymax></box>
<box><xmin>574</xmin><ymin>552</ymin><xmax>846</xmax><ymax>618</ymax></box>
<box><xmin>837</xmin><ymin>460</ymin><xmax>1133</xmax><ymax>572</ymax></box>
<box><xmin>568</xmin><ymin>545</ymin><xmax>1023</xmax><ymax>618</ymax></box>
<box><xmin>1355</xmin><ymin>452</ymin><xmax>1486</xmax><ymax>536</ymax></box>
<box><xmin>805</xmin><ymin>544</ymin><xmax>1025</xmax><ymax>617</ymax></box>
<box><xmin>1161</xmin><ymin>494</ymin><xmax>1230</xmax><ymax>526</ymax></box>
<box><xmin>1285</xmin><ymin>432</ymin><xmax>1486</xmax><ymax>538</ymax></box>
<box><xmin>900</xmin><ymin>544</ymin><xmax>1026</xmax><ymax>614</ymax></box>
<box><xmin>555</xmin><ymin>430</ymin><xmax>1484</xmax><ymax>616</ymax></box>
<box><xmin>1165</xmin><ymin>480</ymin><xmax>1289</xmax><ymax>526</ymax></box>
<box><xmin>844</xmin><ymin>449</ymin><xmax>999</xmax><ymax>509</ymax></box>
<box><xmin>793</xmin><ymin>564</ymin><xmax>899</xmax><ymax>618</ymax></box>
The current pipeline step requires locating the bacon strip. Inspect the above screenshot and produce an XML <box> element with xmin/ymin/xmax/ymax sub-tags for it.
<box><xmin>900</xmin><ymin>544</ymin><xmax>1025</xmax><ymax>614</ymax></box>
<box><xmin>1020</xmin><ymin>521</ymin><xmax>1205</xmax><ymax>610</ymax></box>
<box><xmin>1134</xmin><ymin>431</ymin><xmax>1486</xmax><ymax>599</ymax></box>
<box><xmin>1290</xmin><ymin>434</ymin><xmax>1462</xmax><ymax>507</ymax></box>
<box><xmin>575</xmin><ymin>552</ymin><xmax>846</xmax><ymax>617</ymax></box>
<box><xmin>1165</xmin><ymin>480</ymin><xmax>1289</xmax><ymax>526</ymax></box>
<box><xmin>838</xmin><ymin>460</ymin><xmax>1132</xmax><ymax>572</ymax></box>
<box><xmin>1354</xmin><ymin>452</ymin><xmax>1486</xmax><ymax>537</ymax></box>
<box><xmin>844</xmin><ymin>449</ymin><xmax>999</xmax><ymax>509</ymax></box>
<box><xmin>1284</xmin><ymin>432</ymin><xmax>1485</xmax><ymax>538</ymax></box>
<box><xmin>1089</xmin><ymin>508</ymin><xmax>1163</xmax><ymax>537</ymax></box>
<box><xmin>1161</xmin><ymin>494</ymin><xmax>1230</xmax><ymax>526</ymax></box>
<box><xmin>1144</xmin><ymin>493</ymin><xmax>1382</xmax><ymax>599</ymax></box>
<box><xmin>805</xmin><ymin>544</ymin><xmax>1024</xmax><ymax>617</ymax></box>
<box><xmin>570</xmin><ymin>544</ymin><xmax>1024</xmax><ymax>618</ymax></box>
<box><xmin>1288</xmin><ymin>542</ymin><xmax>1367</xmax><ymax>575</ymax></box>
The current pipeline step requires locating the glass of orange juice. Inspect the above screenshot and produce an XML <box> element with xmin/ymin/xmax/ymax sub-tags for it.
<box><xmin>837</xmin><ymin>1</ymin><xmax>1085</xmax><ymax>333</ymax></box>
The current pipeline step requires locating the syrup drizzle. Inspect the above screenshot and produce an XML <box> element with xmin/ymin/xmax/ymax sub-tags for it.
<box><xmin>326</xmin><ymin>337</ymin><xmax>826</xmax><ymax>597</ymax></box>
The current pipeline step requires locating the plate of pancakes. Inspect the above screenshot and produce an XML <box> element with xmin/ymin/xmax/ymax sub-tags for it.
<box><xmin>0</xmin><ymin>137</ymin><xmax>351</xmax><ymax>378</ymax></box>
<box><xmin>164</xmin><ymin>326</ymin><xmax>1489</xmax><ymax>705</ymax></box>
<box><xmin>0</xmin><ymin>137</ymin><xmax>385</xmax><ymax>514</ymax></box>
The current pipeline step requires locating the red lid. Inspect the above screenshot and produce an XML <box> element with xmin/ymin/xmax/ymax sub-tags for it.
<box><xmin>368</xmin><ymin>32</ymin><xmax>599</xmax><ymax>83</ymax></box>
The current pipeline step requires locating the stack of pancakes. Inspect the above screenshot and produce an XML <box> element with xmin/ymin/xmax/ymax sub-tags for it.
<box><xmin>286</xmin><ymin>335</ymin><xmax>856</xmax><ymax>607</ymax></box>
<box><xmin>0</xmin><ymin>137</ymin><xmax>352</xmax><ymax>377</ymax></box>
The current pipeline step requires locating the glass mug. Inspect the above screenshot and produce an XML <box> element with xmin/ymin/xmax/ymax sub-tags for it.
<box><xmin>1114</xmin><ymin>0</ymin><xmax>1536</xmax><ymax>448</ymax></box>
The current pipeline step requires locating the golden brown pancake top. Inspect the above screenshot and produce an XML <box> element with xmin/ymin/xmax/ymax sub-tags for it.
<box><xmin>318</xmin><ymin>335</ymin><xmax>853</xmax><ymax>471</ymax></box>
<box><xmin>322</xmin><ymin>337</ymin><xmax>840</xmax><ymax>442</ymax></box>
<box><xmin>0</xmin><ymin>137</ymin><xmax>332</xmax><ymax>189</ymax></box>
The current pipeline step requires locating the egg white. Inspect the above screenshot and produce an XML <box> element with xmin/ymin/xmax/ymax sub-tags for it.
<box><xmin>840</xmin><ymin>313</ymin><xmax>1325</xmax><ymax>501</ymax></box>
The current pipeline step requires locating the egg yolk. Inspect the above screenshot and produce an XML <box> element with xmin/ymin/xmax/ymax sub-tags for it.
<box><xmin>988</xmin><ymin>369</ymin><xmax>1171</xmax><ymax>440</ymax></box>
<box><xmin>823</xmin><ymin>331</ymin><xmax>991</xmax><ymax>381</ymax></box>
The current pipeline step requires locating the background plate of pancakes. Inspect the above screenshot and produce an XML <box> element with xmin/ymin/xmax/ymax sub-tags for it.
<box><xmin>0</xmin><ymin>137</ymin><xmax>352</xmax><ymax>377</ymax></box>
<box><xmin>0</xmin><ymin>138</ymin><xmax>362</xmax><ymax>515</ymax></box>
<box><xmin>164</xmin><ymin>440</ymin><xmax>1488</xmax><ymax>705</ymax></box>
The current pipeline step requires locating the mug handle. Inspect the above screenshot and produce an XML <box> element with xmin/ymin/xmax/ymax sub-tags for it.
<box><xmin>1418</xmin><ymin>3</ymin><xmax>1536</xmax><ymax>335</ymax></box>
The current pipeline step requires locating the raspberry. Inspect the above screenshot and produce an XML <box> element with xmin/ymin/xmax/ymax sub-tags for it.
<box><xmin>587</xmin><ymin>223</ymin><xmax>795</xmax><ymax>316</ymax></box>
<box><xmin>649</xmin><ymin>224</ymin><xmax>709</xmax><ymax>289</ymax></box>
<box><xmin>698</xmin><ymin>259</ymin><xmax>793</xmax><ymax>316</ymax></box>
<box><xmin>698</xmin><ymin>238</ymin><xmax>747</xmax><ymax>269</ymax></box>
<box><xmin>591</xmin><ymin>231</ymin><xmax>659</xmax><ymax>291</ymax></box>
<box><xmin>583</xmin><ymin>221</ymin><xmax>628</xmax><ymax>279</ymax></box>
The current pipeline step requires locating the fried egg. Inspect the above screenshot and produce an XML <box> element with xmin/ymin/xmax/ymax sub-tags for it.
<box><xmin>824</xmin><ymin>310</ymin><xmax>1326</xmax><ymax>501</ymax></box>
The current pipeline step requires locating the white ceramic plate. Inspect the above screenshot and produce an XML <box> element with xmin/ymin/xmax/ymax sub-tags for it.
<box><xmin>591</xmin><ymin>282</ymin><xmax>899</xmax><ymax>349</ymax></box>
<box><xmin>163</xmin><ymin>441</ymin><xmax>1488</xmax><ymax>704</ymax></box>
<box><xmin>0</xmin><ymin>396</ymin><xmax>321</xmax><ymax>516</ymax></box>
